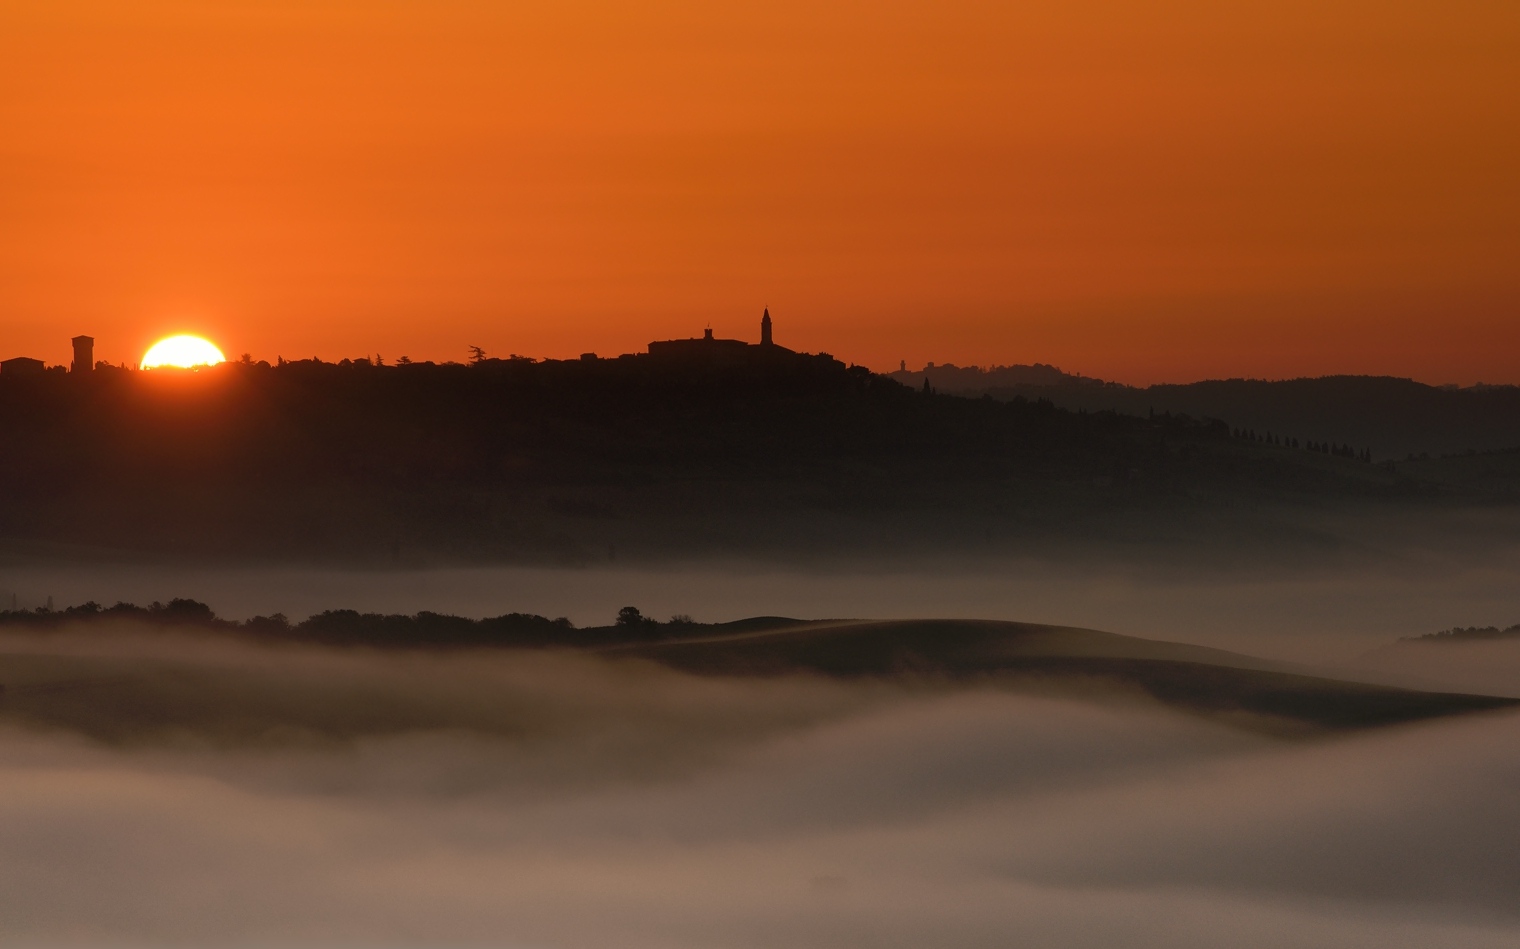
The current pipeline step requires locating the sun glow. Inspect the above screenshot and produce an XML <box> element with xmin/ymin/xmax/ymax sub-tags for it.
<box><xmin>141</xmin><ymin>335</ymin><xmax>226</xmax><ymax>370</ymax></box>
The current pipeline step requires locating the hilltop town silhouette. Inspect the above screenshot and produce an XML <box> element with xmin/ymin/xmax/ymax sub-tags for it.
<box><xmin>3</xmin><ymin>311</ymin><xmax>808</xmax><ymax>376</ymax></box>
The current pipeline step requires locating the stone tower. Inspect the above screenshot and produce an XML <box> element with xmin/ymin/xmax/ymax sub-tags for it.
<box><xmin>760</xmin><ymin>308</ymin><xmax>773</xmax><ymax>347</ymax></box>
<box><xmin>71</xmin><ymin>335</ymin><xmax>94</xmax><ymax>374</ymax></box>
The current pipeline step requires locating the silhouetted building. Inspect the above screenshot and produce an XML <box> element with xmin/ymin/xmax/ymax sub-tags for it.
<box><xmin>646</xmin><ymin>309</ymin><xmax>796</xmax><ymax>363</ymax></box>
<box><xmin>0</xmin><ymin>357</ymin><xmax>44</xmax><ymax>376</ymax></box>
<box><xmin>648</xmin><ymin>329</ymin><xmax>751</xmax><ymax>363</ymax></box>
<box><xmin>71</xmin><ymin>336</ymin><xmax>94</xmax><ymax>374</ymax></box>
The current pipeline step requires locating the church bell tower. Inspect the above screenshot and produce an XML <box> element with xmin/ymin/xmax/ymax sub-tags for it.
<box><xmin>760</xmin><ymin>308</ymin><xmax>773</xmax><ymax>347</ymax></box>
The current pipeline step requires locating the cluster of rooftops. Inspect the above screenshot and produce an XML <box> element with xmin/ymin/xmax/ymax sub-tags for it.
<box><xmin>0</xmin><ymin>335</ymin><xmax>94</xmax><ymax>376</ymax></box>
<box><xmin>639</xmin><ymin>307</ymin><xmax>801</xmax><ymax>363</ymax></box>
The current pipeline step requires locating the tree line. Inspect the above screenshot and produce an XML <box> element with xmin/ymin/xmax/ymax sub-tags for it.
<box><xmin>0</xmin><ymin>598</ymin><xmax>743</xmax><ymax>648</ymax></box>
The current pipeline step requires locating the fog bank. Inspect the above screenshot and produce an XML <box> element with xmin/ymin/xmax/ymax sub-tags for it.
<box><xmin>0</xmin><ymin>630</ymin><xmax>1516</xmax><ymax>947</ymax></box>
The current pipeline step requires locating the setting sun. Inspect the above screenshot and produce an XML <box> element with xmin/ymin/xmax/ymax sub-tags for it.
<box><xmin>140</xmin><ymin>335</ymin><xmax>226</xmax><ymax>370</ymax></box>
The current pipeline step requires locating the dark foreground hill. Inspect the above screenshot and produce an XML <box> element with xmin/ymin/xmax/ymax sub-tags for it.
<box><xmin>0</xmin><ymin>606</ymin><xmax>1512</xmax><ymax>738</ymax></box>
<box><xmin>0</xmin><ymin>356</ymin><xmax>1496</xmax><ymax>565</ymax></box>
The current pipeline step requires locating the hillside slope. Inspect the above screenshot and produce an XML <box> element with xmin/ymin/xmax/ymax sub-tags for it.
<box><xmin>620</xmin><ymin>619</ymin><xmax>1518</xmax><ymax>732</ymax></box>
<box><xmin>0</xmin><ymin>360</ymin><xmax>1447</xmax><ymax>564</ymax></box>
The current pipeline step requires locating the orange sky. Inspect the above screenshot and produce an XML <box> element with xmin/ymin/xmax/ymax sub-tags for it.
<box><xmin>1</xmin><ymin>0</ymin><xmax>1517</xmax><ymax>385</ymax></box>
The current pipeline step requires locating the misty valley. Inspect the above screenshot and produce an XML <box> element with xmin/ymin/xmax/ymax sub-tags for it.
<box><xmin>3</xmin><ymin>358</ymin><xmax>1520</xmax><ymax>948</ymax></box>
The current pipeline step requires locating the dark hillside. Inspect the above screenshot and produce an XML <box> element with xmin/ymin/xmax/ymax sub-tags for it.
<box><xmin>0</xmin><ymin>357</ymin><xmax>1453</xmax><ymax>563</ymax></box>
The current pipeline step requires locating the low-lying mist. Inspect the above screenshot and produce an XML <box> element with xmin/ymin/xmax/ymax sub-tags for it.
<box><xmin>1</xmin><ymin>625</ymin><xmax>1517</xmax><ymax>947</ymax></box>
<box><xmin>8</xmin><ymin>524</ymin><xmax>1520</xmax><ymax>664</ymax></box>
<box><xmin>1354</xmin><ymin>636</ymin><xmax>1520</xmax><ymax>698</ymax></box>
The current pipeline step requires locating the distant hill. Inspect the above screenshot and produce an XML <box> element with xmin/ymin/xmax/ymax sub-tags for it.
<box><xmin>1402</xmin><ymin>624</ymin><xmax>1520</xmax><ymax>643</ymax></box>
<box><xmin>887</xmin><ymin>362</ymin><xmax>1091</xmax><ymax>390</ymax></box>
<box><xmin>889</xmin><ymin>366</ymin><xmax>1520</xmax><ymax>460</ymax></box>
